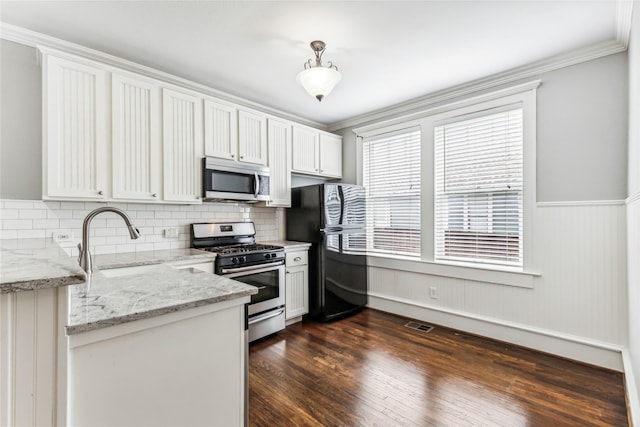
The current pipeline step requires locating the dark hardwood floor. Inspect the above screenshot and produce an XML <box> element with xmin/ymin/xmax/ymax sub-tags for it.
<box><xmin>249</xmin><ymin>309</ymin><xmax>628</xmax><ymax>427</ymax></box>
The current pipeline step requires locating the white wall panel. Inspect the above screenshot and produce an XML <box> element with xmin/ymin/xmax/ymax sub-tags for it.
<box><xmin>368</xmin><ymin>202</ymin><xmax>627</xmax><ymax>368</ymax></box>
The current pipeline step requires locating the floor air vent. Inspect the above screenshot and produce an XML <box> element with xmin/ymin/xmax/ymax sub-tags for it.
<box><xmin>404</xmin><ymin>321</ymin><xmax>434</xmax><ymax>334</ymax></box>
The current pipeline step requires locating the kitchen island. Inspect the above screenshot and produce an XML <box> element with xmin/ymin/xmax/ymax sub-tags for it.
<box><xmin>1</xmin><ymin>239</ymin><xmax>256</xmax><ymax>427</ymax></box>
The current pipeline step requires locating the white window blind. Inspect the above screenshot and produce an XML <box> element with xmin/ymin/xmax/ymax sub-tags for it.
<box><xmin>363</xmin><ymin>128</ymin><xmax>421</xmax><ymax>256</ymax></box>
<box><xmin>434</xmin><ymin>106</ymin><xmax>523</xmax><ymax>268</ymax></box>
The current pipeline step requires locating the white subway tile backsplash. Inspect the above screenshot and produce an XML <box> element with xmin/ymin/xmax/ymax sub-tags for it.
<box><xmin>4</xmin><ymin>201</ymin><xmax>35</xmax><ymax>209</ymax></box>
<box><xmin>0</xmin><ymin>198</ymin><xmax>282</xmax><ymax>254</ymax></box>
<box><xmin>17</xmin><ymin>229</ymin><xmax>46</xmax><ymax>239</ymax></box>
<box><xmin>2</xmin><ymin>219</ymin><xmax>34</xmax><ymax>229</ymax></box>
<box><xmin>1</xmin><ymin>209</ymin><xmax>19</xmax><ymax>219</ymax></box>
<box><xmin>0</xmin><ymin>230</ymin><xmax>18</xmax><ymax>239</ymax></box>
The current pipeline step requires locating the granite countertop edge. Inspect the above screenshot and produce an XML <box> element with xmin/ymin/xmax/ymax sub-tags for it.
<box><xmin>65</xmin><ymin>287</ymin><xmax>256</xmax><ymax>335</ymax></box>
<box><xmin>1</xmin><ymin>272</ymin><xmax>87</xmax><ymax>294</ymax></box>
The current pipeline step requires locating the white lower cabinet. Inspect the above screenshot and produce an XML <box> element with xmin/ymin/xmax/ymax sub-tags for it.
<box><xmin>285</xmin><ymin>250</ymin><xmax>309</xmax><ymax>321</ymax></box>
<box><xmin>67</xmin><ymin>298</ymin><xmax>246</xmax><ymax>427</ymax></box>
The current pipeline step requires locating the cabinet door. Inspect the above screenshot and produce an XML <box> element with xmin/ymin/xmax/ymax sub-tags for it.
<box><xmin>285</xmin><ymin>263</ymin><xmax>309</xmax><ymax>319</ymax></box>
<box><xmin>238</xmin><ymin>109</ymin><xmax>267</xmax><ymax>165</ymax></box>
<box><xmin>291</xmin><ymin>126</ymin><xmax>319</xmax><ymax>174</ymax></box>
<box><xmin>319</xmin><ymin>134</ymin><xmax>343</xmax><ymax>178</ymax></box>
<box><xmin>204</xmin><ymin>99</ymin><xmax>238</xmax><ymax>160</ymax></box>
<box><xmin>112</xmin><ymin>73</ymin><xmax>161</xmax><ymax>201</ymax></box>
<box><xmin>162</xmin><ymin>88</ymin><xmax>203</xmax><ymax>203</ymax></box>
<box><xmin>267</xmin><ymin>119</ymin><xmax>292</xmax><ymax>207</ymax></box>
<box><xmin>44</xmin><ymin>55</ymin><xmax>108</xmax><ymax>200</ymax></box>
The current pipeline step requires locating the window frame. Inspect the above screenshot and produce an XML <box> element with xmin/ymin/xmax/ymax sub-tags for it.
<box><xmin>355</xmin><ymin>81</ymin><xmax>539</xmax><ymax>285</ymax></box>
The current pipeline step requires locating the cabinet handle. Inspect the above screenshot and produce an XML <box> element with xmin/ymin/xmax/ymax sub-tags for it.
<box><xmin>98</xmin><ymin>190</ymin><xmax>104</xmax><ymax>195</ymax></box>
<box><xmin>294</xmin><ymin>257</ymin><xmax>302</xmax><ymax>261</ymax></box>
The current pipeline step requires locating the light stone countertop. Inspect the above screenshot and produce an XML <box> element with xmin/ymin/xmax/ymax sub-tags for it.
<box><xmin>67</xmin><ymin>263</ymin><xmax>257</xmax><ymax>335</ymax></box>
<box><xmin>261</xmin><ymin>240</ymin><xmax>312</xmax><ymax>251</ymax></box>
<box><xmin>0</xmin><ymin>238</ymin><xmax>87</xmax><ymax>293</ymax></box>
<box><xmin>92</xmin><ymin>248</ymin><xmax>216</xmax><ymax>269</ymax></box>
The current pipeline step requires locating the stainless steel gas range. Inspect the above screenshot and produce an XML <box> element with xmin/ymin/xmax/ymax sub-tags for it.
<box><xmin>190</xmin><ymin>222</ymin><xmax>285</xmax><ymax>342</ymax></box>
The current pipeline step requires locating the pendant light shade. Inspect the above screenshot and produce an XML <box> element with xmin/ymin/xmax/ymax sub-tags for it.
<box><xmin>297</xmin><ymin>40</ymin><xmax>341</xmax><ymax>102</ymax></box>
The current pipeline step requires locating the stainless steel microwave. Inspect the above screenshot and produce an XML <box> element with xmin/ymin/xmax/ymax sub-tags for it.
<box><xmin>202</xmin><ymin>157</ymin><xmax>270</xmax><ymax>203</ymax></box>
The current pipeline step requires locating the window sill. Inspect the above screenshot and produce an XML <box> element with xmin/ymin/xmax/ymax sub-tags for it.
<box><xmin>367</xmin><ymin>254</ymin><xmax>540</xmax><ymax>288</ymax></box>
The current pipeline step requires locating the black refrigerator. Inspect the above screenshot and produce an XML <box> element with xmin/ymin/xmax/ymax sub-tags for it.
<box><xmin>286</xmin><ymin>184</ymin><xmax>367</xmax><ymax>322</ymax></box>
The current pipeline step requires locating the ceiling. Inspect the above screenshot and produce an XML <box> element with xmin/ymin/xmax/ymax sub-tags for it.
<box><xmin>0</xmin><ymin>1</ymin><xmax>628</xmax><ymax>127</ymax></box>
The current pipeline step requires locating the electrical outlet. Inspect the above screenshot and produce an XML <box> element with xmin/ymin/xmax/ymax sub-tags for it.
<box><xmin>52</xmin><ymin>231</ymin><xmax>74</xmax><ymax>241</ymax></box>
<box><xmin>163</xmin><ymin>228</ymin><xmax>180</xmax><ymax>239</ymax></box>
<box><xmin>429</xmin><ymin>286</ymin><xmax>438</xmax><ymax>299</ymax></box>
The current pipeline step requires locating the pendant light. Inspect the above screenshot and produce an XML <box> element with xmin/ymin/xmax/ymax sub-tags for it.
<box><xmin>296</xmin><ymin>40</ymin><xmax>341</xmax><ymax>102</ymax></box>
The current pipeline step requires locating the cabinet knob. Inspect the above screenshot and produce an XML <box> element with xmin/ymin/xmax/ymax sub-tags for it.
<box><xmin>294</xmin><ymin>257</ymin><xmax>302</xmax><ymax>261</ymax></box>
<box><xmin>98</xmin><ymin>190</ymin><xmax>104</xmax><ymax>195</ymax></box>
<box><xmin>231</xmin><ymin>154</ymin><xmax>235</xmax><ymax>158</ymax></box>
<box><xmin>240</xmin><ymin>156</ymin><xmax>244</xmax><ymax>159</ymax></box>
<box><xmin>196</xmin><ymin>196</ymin><xmax>201</xmax><ymax>200</ymax></box>
<box><xmin>152</xmin><ymin>193</ymin><xmax>157</xmax><ymax>198</ymax></box>
<box><xmin>315</xmin><ymin>169</ymin><xmax>318</xmax><ymax>172</ymax></box>
<box><xmin>320</xmin><ymin>170</ymin><xmax>324</xmax><ymax>173</ymax></box>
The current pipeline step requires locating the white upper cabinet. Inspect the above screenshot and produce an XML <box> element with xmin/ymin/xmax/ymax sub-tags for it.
<box><xmin>267</xmin><ymin>119</ymin><xmax>292</xmax><ymax>207</ymax></box>
<box><xmin>204</xmin><ymin>99</ymin><xmax>238</xmax><ymax>161</ymax></box>
<box><xmin>292</xmin><ymin>125</ymin><xmax>342</xmax><ymax>179</ymax></box>
<box><xmin>319</xmin><ymin>133</ymin><xmax>343</xmax><ymax>178</ymax></box>
<box><xmin>43</xmin><ymin>55</ymin><xmax>108</xmax><ymax>200</ymax></box>
<box><xmin>42</xmin><ymin>49</ymin><xmax>337</xmax><ymax>205</ymax></box>
<box><xmin>238</xmin><ymin>109</ymin><xmax>268</xmax><ymax>165</ymax></box>
<box><xmin>162</xmin><ymin>88</ymin><xmax>203</xmax><ymax>203</ymax></box>
<box><xmin>111</xmin><ymin>73</ymin><xmax>161</xmax><ymax>201</ymax></box>
<box><xmin>291</xmin><ymin>126</ymin><xmax>319</xmax><ymax>174</ymax></box>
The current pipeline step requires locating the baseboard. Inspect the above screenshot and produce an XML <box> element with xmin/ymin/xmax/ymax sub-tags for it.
<box><xmin>623</xmin><ymin>349</ymin><xmax>640</xmax><ymax>427</ymax></box>
<box><xmin>368</xmin><ymin>293</ymin><xmax>624</xmax><ymax>371</ymax></box>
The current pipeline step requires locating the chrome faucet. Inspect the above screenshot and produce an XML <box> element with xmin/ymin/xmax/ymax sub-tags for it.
<box><xmin>78</xmin><ymin>207</ymin><xmax>140</xmax><ymax>274</ymax></box>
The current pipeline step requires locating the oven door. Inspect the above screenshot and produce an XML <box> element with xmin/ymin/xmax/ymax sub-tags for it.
<box><xmin>221</xmin><ymin>262</ymin><xmax>285</xmax><ymax>316</ymax></box>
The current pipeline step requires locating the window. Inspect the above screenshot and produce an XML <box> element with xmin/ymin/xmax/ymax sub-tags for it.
<box><xmin>363</xmin><ymin>128</ymin><xmax>421</xmax><ymax>256</ymax></box>
<box><xmin>434</xmin><ymin>106</ymin><xmax>523</xmax><ymax>268</ymax></box>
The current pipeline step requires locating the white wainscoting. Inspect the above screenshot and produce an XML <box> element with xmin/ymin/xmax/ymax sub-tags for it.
<box><xmin>368</xmin><ymin>201</ymin><xmax>627</xmax><ymax>370</ymax></box>
<box><xmin>0</xmin><ymin>287</ymin><xmax>63</xmax><ymax>427</ymax></box>
<box><xmin>626</xmin><ymin>193</ymin><xmax>640</xmax><ymax>426</ymax></box>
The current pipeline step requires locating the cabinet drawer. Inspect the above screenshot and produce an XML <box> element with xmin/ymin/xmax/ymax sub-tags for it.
<box><xmin>285</xmin><ymin>251</ymin><xmax>308</xmax><ymax>267</ymax></box>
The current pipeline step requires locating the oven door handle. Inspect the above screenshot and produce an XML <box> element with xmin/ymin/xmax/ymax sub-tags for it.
<box><xmin>220</xmin><ymin>260</ymin><xmax>284</xmax><ymax>275</ymax></box>
<box><xmin>248</xmin><ymin>307</ymin><xmax>285</xmax><ymax>325</ymax></box>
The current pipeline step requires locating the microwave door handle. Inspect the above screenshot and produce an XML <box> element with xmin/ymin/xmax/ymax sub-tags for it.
<box><xmin>254</xmin><ymin>172</ymin><xmax>259</xmax><ymax>198</ymax></box>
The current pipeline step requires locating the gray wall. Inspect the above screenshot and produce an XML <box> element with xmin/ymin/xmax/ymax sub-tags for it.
<box><xmin>338</xmin><ymin>52</ymin><xmax>629</xmax><ymax>202</ymax></box>
<box><xmin>537</xmin><ymin>52</ymin><xmax>628</xmax><ymax>202</ymax></box>
<box><xmin>0</xmin><ymin>40</ymin><xmax>42</xmax><ymax>200</ymax></box>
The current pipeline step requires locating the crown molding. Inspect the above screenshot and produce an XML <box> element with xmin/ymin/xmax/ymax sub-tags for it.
<box><xmin>0</xmin><ymin>22</ymin><xmax>327</xmax><ymax>130</ymax></box>
<box><xmin>328</xmin><ymin>39</ymin><xmax>627</xmax><ymax>132</ymax></box>
<box><xmin>616</xmin><ymin>0</ymin><xmax>635</xmax><ymax>49</ymax></box>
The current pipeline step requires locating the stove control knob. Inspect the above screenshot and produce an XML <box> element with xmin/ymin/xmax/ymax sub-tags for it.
<box><xmin>239</xmin><ymin>256</ymin><xmax>247</xmax><ymax>263</ymax></box>
<box><xmin>231</xmin><ymin>257</ymin><xmax>239</xmax><ymax>264</ymax></box>
<box><xmin>264</xmin><ymin>253</ymin><xmax>271</xmax><ymax>259</ymax></box>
